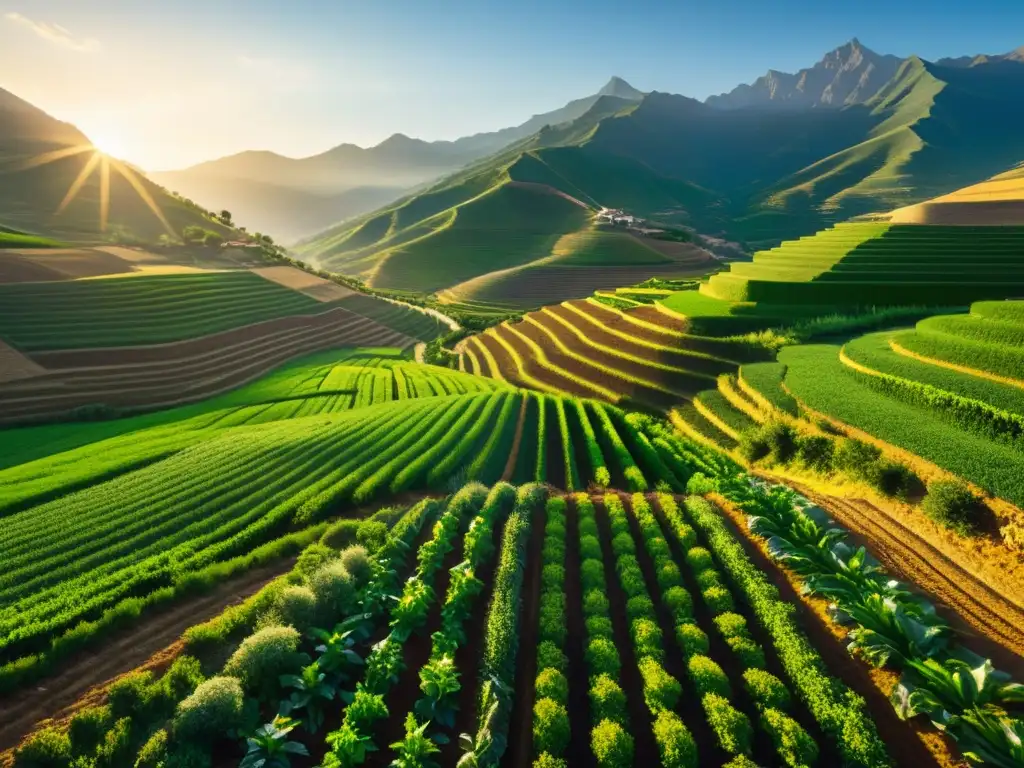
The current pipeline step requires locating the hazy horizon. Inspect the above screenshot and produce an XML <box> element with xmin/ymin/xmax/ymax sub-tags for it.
<box><xmin>2</xmin><ymin>0</ymin><xmax>1022</xmax><ymax>171</ymax></box>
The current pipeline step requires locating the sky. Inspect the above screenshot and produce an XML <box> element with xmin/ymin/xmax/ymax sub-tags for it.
<box><xmin>1</xmin><ymin>0</ymin><xmax>1022</xmax><ymax>171</ymax></box>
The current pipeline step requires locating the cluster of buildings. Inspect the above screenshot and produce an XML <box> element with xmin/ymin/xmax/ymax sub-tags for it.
<box><xmin>596</xmin><ymin>207</ymin><xmax>643</xmax><ymax>226</ymax></box>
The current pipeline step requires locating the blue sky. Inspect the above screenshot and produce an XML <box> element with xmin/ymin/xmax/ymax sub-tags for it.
<box><xmin>1</xmin><ymin>0</ymin><xmax>1021</xmax><ymax>169</ymax></box>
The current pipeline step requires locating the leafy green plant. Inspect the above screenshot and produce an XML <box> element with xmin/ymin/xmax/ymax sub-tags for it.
<box><xmin>761</xmin><ymin>708</ymin><xmax>818</xmax><ymax>768</ymax></box>
<box><xmin>743</xmin><ymin>668</ymin><xmax>791</xmax><ymax>711</ymax></box>
<box><xmin>893</xmin><ymin>657</ymin><xmax>1024</xmax><ymax>726</ymax></box>
<box><xmin>533</xmin><ymin>698</ymin><xmax>570</xmax><ymax>756</ymax></box>
<box><xmin>390</xmin><ymin>713</ymin><xmax>441</xmax><ymax>768</ymax></box>
<box><xmin>662</xmin><ymin>586</ymin><xmax>693</xmax><ymax>621</ymax></box>
<box><xmin>365</xmin><ymin>636</ymin><xmax>406</xmax><ymax>694</ymax></box>
<box><xmin>323</xmin><ymin>723</ymin><xmax>378</xmax><ymax>767</ymax></box>
<box><xmin>173</xmin><ymin>676</ymin><xmax>244</xmax><ymax>743</ymax></box>
<box><xmin>313</xmin><ymin>626</ymin><xmax>365</xmax><ymax>681</ymax></box>
<box><xmin>536</xmin><ymin>641</ymin><xmax>568</xmax><ymax>674</ymax></box>
<box><xmin>922</xmin><ymin>480</ymin><xmax>984</xmax><ymax>535</ymax></box>
<box><xmin>223</xmin><ymin>626</ymin><xmax>303</xmax><ymax>702</ymax></box>
<box><xmin>726</xmin><ymin>636</ymin><xmax>766</xmax><ymax>670</ymax></box>
<box><xmin>416</xmin><ymin>654</ymin><xmax>462</xmax><ymax>729</ymax></box>
<box><xmin>631</xmin><ymin>619</ymin><xmax>664</xmax><ymax>662</ymax></box>
<box><xmin>13</xmin><ymin>727</ymin><xmax>71</xmax><ymax>768</ymax></box>
<box><xmin>240</xmin><ymin>715</ymin><xmax>310</xmax><ymax>768</ymax></box>
<box><xmin>688</xmin><ymin>655</ymin><xmax>731</xmax><ymax>697</ymax></box>
<box><xmin>280</xmin><ymin>661</ymin><xmax>337</xmax><ymax>732</ymax></box>
<box><xmin>703</xmin><ymin>693</ymin><xmax>753</xmax><ymax>756</ymax></box>
<box><xmin>638</xmin><ymin>657</ymin><xmax>682</xmax><ymax>712</ymax></box>
<box><xmin>535</xmin><ymin>668</ymin><xmax>568</xmax><ymax>705</ymax></box>
<box><xmin>591</xmin><ymin>719</ymin><xmax>634</xmax><ymax>768</ymax></box>
<box><xmin>675</xmin><ymin>623</ymin><xmax>709</xmax><ymax>657</ymax></box>
<box><xmin>653</xmin><ymin>710</ymin><xmax>698</xmax><ymax>768</ymax></box>
<box><xmin>586</xmin><ymin>637</ymin><xmax>621</xmax><ymax>678</ymax></box>
<box><xmin>589</xmin><ymin>674</ymin><xmax>628</xmax><ymax>725</ymax></box>
<box><xmin>343</xmin><ymin>686</ymin><xmax>389</xmax><ymax>733</ymax></box>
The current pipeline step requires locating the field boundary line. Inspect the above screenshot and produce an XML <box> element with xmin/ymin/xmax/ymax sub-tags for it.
<box><xmin>501</xmin><ymin>395</ymin><xmax>529</xmax><ymax>482</ymax></box>
<box><xmin>718</xmin><ymin>374</ymin><xmax>769</xmax><ymax>424</ymax></box>
<box><xmin>890</xmin><ymin>338</ymin><xmax>1024</xmax><ymax>390</ymax></box>
<box><xmin>692</xmin><ymin>393</ymin><xmax>743</xmax><ymax>441</ymax></box>
<box><xmin>583</xmin><ymin>297</ymin><xmax>690</xmax><ymax>339</ymax></box>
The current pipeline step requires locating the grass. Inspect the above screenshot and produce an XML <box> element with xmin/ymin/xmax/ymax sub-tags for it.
<box><xmin>0</xmin><ymin>231</ymin><xmax>65</xmax><ymax>248</ymax></box>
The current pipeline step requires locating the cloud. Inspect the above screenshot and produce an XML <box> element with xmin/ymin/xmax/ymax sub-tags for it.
<box><xmin>5</xmin><ymin>12</ymin><xmax>100</xmax><ymax>52</ymax></box>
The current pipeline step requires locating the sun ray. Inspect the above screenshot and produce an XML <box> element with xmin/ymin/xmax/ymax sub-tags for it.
<box><xmin>99</xmin><ymin>155</ymin><xmax>110</xmax><ymax>232</ymax></box>
<box><xmin>13</xmin><ymin>143</ymin><xmax>95</xmax><ymax>172</ymax></box>
<box><xmin>109</xmin><ymin>157</ymin><xmax>174</xmax><ymax>235</ymax></box>
<box><xmin>56</xmin><ymin>151</ymin><xmax>101</xmax><ymax>216</ymax></box>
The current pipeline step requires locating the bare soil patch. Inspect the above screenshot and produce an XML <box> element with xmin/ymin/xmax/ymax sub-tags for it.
<box><xmin>501</xmin><ymin>396</ymin><xmax>529</xmax><ymax>481</ymax></box>
<box><xmin>0</xmin><ymin>340</ymin><xmax>44</xmax><ymax>384</ymax></box>
<box><xmin>251</xmin><ymin>266</ymin><xmax>356</xmax><ymax>303</ymax></box>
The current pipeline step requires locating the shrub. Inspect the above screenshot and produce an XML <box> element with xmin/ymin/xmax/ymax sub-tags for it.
<box><xmin>585</xmin><ymin>615</ymin><xmax>614</xmax><ymax>639</ymax></box>
<box><xmin>543</xmin><ymin>538</ymin><xmax>566</xmax><ymax>563</ymax></box>
<box><xmin>722</xmin><ymin>757</ymin><xmax>758</xmax><ymax>768</ymax></box>
<box><xmin>688</xmin><ymin>655</ymin><xmax>731</xmax><ymax>697</ymax></box>
<box><xmin>656</xmin><ymin>562</ymin><xmax>684</xmax><ymax>590</ymax></box>
<box><xmin>762</xmin><ymin>708</ymin><xmax>818</xmax><ymax>767</ymax></box>
<box><xmin>586</xmin><ymin>638</ymin><xmax>621</xmax><ymax>678</ymax></box>
<box><xmin>662</xmin><ymin>586</ymin><xmax>693</xmax><ymax>620</ymax></box>
<box><xmin>713</xmin><ymin>612</ymin><xmax>747</xmax><ymax>639</ymax></box>
<box><xmin>95</xmin><ymin>716</ymin><xmax>133</xmax><ymax>767</ymax></box>
<box><xmin>578</xmin><ymin>517</ymin><xmax>599</xmax><ymax>537</ymax></box>
<box><xmin>685</xmin><ymin>547</ymin><xmax>714</xmax><ymax>573</ymax></box>
<box><xmin>686</xmin><ymin>472</ymin><xmax>718</xmax><ymax>495</ymax></box>
<box><xmin>320</xmin><ymin>519</ymin><xmax>360</xmax><ymax>549</ymax></box>
<box><xmin>675</xmin><ymin>623</ymin><xmax>709</xmax><ymax>657</ymax></box>
<box><xmin>866</xmin><ymin>459</ymin><xmax>917</xmax><ymax>499</ymax></box>
<box><xmin>618</xmin><ymin>566</ymin><xmax>647</xmax><ymax>598</ymax></box>
<box><xmin>173</xmin><ymin>676</ymin><xmax>244</xmax><ymax>742</ymax></box>
<box><xmin>653</xmin><ymin>710</ymin><xmax>698</xmax><ymax>768</ymax></box>
<box><xmin>134</xmin><ymin>729</ymin><xmax>168</xmax><ymax>768</ymax></box>
<box><xmin>14</xmin><ymin>727</ymin><xmax>71</xmax><ymax>767</ymax></box>
<box><xmin>537</xmin><ymin>641</ymin><xmax>568</xmax><ymax>674</ymax></box>
<box><xmin>611</xmin><ymin>532</ymin><xmax>636</xmax><ymax>554</ymax></box>
<box><xmin>294</xmin><ymin>542</ymin><xmax>337</xmax><ymax>581</ymax></box>
<box><xmin>68</xmin><ymin>705</ymin><xmax>111</xmax><ymax>756</ymax></box>
<box><xmin>580</xmin><ymin>535</ymin><xmax>603</xmax><ymax>560</ymax></box>
<box><xmin>536</xmin><ymin>668</ymin><xmax>569</xmax><ymax>704</ymax></box>
<box><xmin>309</xmin><ymin>561</ymin><xmax>357</xmax><ymax>621</ymax></box>
<box><xmin>539</xmin><ymin>594</ymin><xmax>567</xmax><ymax>645</ymax></box>
<box><xmin>638</xmin><ymin>657</ymin><xmax>681</xmax><ymax>711</ymax></box>
<box><xmin>339</xmin><ymin>545</ymin><xmax>372</xmax><ymax>586</ymax></box>
<box><xmin>580</xmin><ymin>559</ymin><xmax>605</xmax><ymax>590</ymax></box>
<box><xmin>834</xmin><ymin>438</ymin><xmax>881</xmax><ymax>475</ymax></box>
<box><xmin>796</xmin><ymin>434</ymin><xmax>835</xmax><ymax>473</ymax></box>
<box><xmin>922</xmin><ymin>480</ymin><xmax>983</xmax><ymax>535</ymax></box>
<box><xmin>222</xmin><ymin>625</ymin><xmax>301</xmax><ymax>699</ymax></box>
<box><xmin>694</xmin><ymin>568</ymin><xmax>723</xmax><ymax>591</ymax></box>
<box><xmin>762</xmin><ymin>421</ymin><xmax>799</xmax><ymax>464</ymax></box>
<box><xmin>583</xmin><ymin>589</ymin><xmax>610</xmax><ymax>617</ymax></box>
<box><xmin>626</xmin><ymin>595</ymin><xmax>656</xmax><ymax>621</ymax></box>
<box><xmin>273</xmin><ymin>585</ymin><xmax>319</xmax><ymax>631</ymax></box>
<box><xmin>631</xmin><ymin>619</ymin><xmax>664</xmax><ymax>662</ymax></box>
<box><xmin>591</xmin><ymin>719</ymin><xmax>633</xmax><ymax>768</ymax></box>
<box><xmin>162</xmin><ymin>655</ymin><xmax>205</xmax><ymax>702</ymax></box>
<box><xmin>739</xmin><ymin>429</ymin><xmax>771</xmax><ymax>463</ymax></box>
<box><xmin>743</xmin><ymin>669</ymin><xmax>790</xmax><ymax>711</ymax></box>
<box><xmin>702</xmin><ymin>585</ymin><xmax>734</xmax><ymax>614</ymax></box>
<box><xmin>356</xmin><ymin>520</ymin><xmax>388</xmax><ymax>554</ymax></box>
<box><xmin>343</xmin><ymin>686</ymin><xmax>389</xmax><ymax>732</ymax></box>
<box><xmin>542</xmin><ymin>564</ymin><xmax>566</xmax><ymax>590</ymax></box>
<box><xmin>533</xmin><ymin>698</ymin><xmax>570</xmax><ymax>756</ymax></box>
<box><xmin>674</xmin><ymin>523</ymin><xmax>697</xmax><ymax>550</ymax></box>
<box><xmin>727</xmin><ymin>636</ymin><xmax>766</xmax><ymax>669</ymax></box>
<box><xmin>703</xmin><ymin>693</ymin><xmax>753</xmax><ymax>756</ymax></box>
<box><xmin>533</xmin><ymin>754</ymin><xmax>567</xmax><ymax>768</ymax></box>
<box><xmin>646</xmin><ymin>538</ymin><xmax>671</xmax><ymax>560</ymax></box>
<box><xmin>589</xmin><ymin>675</ymin><xmax>627</xmax><ymax>724</ymax></box>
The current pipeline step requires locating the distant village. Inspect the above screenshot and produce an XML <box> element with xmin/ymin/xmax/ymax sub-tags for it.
<box><xmin>595</xmin><ymin>208</ymin><xmax>666</xmax><ymax>237</ymax></box>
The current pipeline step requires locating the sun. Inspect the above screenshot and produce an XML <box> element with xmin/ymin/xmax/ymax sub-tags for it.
<box><xmin>87</xmin><ymin>132</ymin><xmax>126</xmax><ymax>160</ymax></box>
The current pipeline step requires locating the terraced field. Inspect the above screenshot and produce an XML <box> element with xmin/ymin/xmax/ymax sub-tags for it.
<box><xmin>701</xmin><ymin>222</ymin><xmax>1024</xmax><ymax>306</ymax></box>
<box><xmin>462</xmin><ymin>298</ymin><xmax>763</xmax><ymax>408</ymax></box>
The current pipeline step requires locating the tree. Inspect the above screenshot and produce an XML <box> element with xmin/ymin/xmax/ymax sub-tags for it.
<box><xmin>204</xmin><ymin>231</ymin><xmax>224</xmax><ymax>248</ymax></box>
<box><xmin>182</xmin><ymin>225</ymin><xmax>205</xmax><ymax>244</ymax></box>
<box><xmin>219</xmin><ymin>209</ymin><xmax>233</xmax><ymax>225</ymax></box>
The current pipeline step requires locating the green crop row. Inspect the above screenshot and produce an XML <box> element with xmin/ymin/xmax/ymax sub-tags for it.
<box><xmin>672</xmin><ymin>494</ymin><xmax>891</xmax><ymax>767</ymax></box>
<box><xmin>574</xmin><ymin>399</ymin><xmax>610</xmax><ymax>487</ymax></box>
<box><xmin>588</xmin><ymin>403</ymin><xmax>647</xmax><ymax>492</ymax></box>
<box><xmin>555</xmin><ymin>397</ymin><xmax>582</xmax><ymax>491</ymax></box>
<box><xmin>462</xmin><ymin>484</ymin><xmax>547</xmax><ymax>768</ymax></box>
<box><xmin>900</xmin><ymin>321</ymin><xmax>1024</xmax><ymax>382</ymax></box>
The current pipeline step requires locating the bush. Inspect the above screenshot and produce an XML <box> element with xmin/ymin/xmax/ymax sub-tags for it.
<box><xmin>536</xmin><ymin>668</ymin><xmax>568</xmax><ymax>704</ymax></box>
<box><xmin>589</xmin><ymin>675</ymin><xmax>627</xmax><ymax>724</ymax></box>
<box><xmin>611</xmin><ymin>532</ymin><xmax>636</xmax><ymax>554</ymax></box>
<box><xmin>739</xmin><ymin>429</ymin><xmax>771</xmax><ymax>463</ymax></box>
<box><xmin>537</xmin><ymin>641</ymin><xmax>568</xmax><ymax>674</ymax></box>
<box><xmin>583</xmin><ymin>589</ymin><xmax>610</xmax><ymax>617</ymax></box>
<box><xmin>685</xmin><ymin>547</ymin><xmax>714</xmax><ymax>573</ymax></box>
<box><xmin>702</xmin><ymin>585</ymin><xmax>734</xmax><ymax>614</ymax></box>
<box><xmin>653</xmin><ymin>710</ymin><xmax>698</xmax><ymax>768</ymax></box>
<box><xmin>762</xmin><ymin>421</ymin><xmax>799</xmax><ymax>464</ymax></box>
<box><xmin>95</xmin><ymin>716</ymin><xmax>133</xmax><ymax>767</ymax></box>
<box><xmin>688</xmin><ymin>655</ymin><xmax>731</xmax><ymax>697</ymax></box>
<box><xmin>638</xmin><ymin>657</ymin><xmax>681</xmax><ymax>711</ymax></box>
<box><xmin>722</xmin><ymin>757</ymin><xmax>759</xmax><ymax>768</ymax></box>
<box><xmin>580</xmin><ymin>535</ymin><xmax>603</xmax><ymax>560</ymax></box>
<box><xmin>675</xmin><ymin>623</ymin><xmax>709</xmax><ymax>657</ymax></box>
<box><xmin>533</xmin><ymin>698</ymin><xmax>570</xmax><ymax>756</ymax></box>
<box><xmin>674</xmin><ymin>523</ymin><xmax>697</xmax><ymax>550</ymax></box>
<box><xmin>646</xmin><ymin>538</ymin><xmax>671</xmax><ymax>560</ymax></box>
<box><xmin>14</xmin><ymin>727</ymin><xmax>71</xmax><ymax>767</ymax></box>
<box><xmin>618</xmin><ymin>566</ymin><xmax>647</xmax><ymax>598</ymax></box>
<box><xmin>533</xmin><ymin>754</ymin><xmax>567</xmax><ymax>768</ymax></box>
<box><xmin>743</xmin><ymin>668</ymin><xmax>790</xmax><ymax>711</ymax></box>
<box><xmin>796</xmin><ymin>434</ymin><xmax>835</xmax><ymax>473</ymax></box>
<box><xmin>922</xmin><ymin>480</ymin><xmax>983</xmax><ymax>535</ymax></box>
<box><xmin>542</xmin><ymin>564</ymin><xmax>566</xmax><ymax>590</ymax></box>
<box><xmin>834</xmin><ymin>438</ymin><xmax>881</xmax><ymax>475</ymax></box>
<box><xmin>586</xmin><ymin>637</ymin><xmax>621</xmax><ymax>678</ymax></box>
<box><xmin>727</xmin><ymin>636</ymin><xmax>766</xmax><ymax>669</ymax></box>
<box><xmin>662</xmin><ymin>586</ymin><xmax>693</xmax><ymax>620</ymax></box>
<box><xmin>273</xmin><ymin>585</ymin><xmax>319</xmax><ymax>631</ymax></box>
<box><xmin>626</xmin><ymin>595</ymin><xmax>655</xmax><ymax>621</ymax></box>
<box><xmin>631</xmin><ymin>618</ymin><xmax>664</xmax><ymax>661</ymax></box>
<box><xmin>761</xmin><ymin>708</ymin><xmax>818</xmax><ymax>767</ymax></box>
<box><xmin>656</xmin><ymin>562</ymin><xmax>684</xmax><ymax>590</ymax></box>
<box><xmin>580</xmin><ymin>559</ymin><xmax>605</xmax><ymax>590</ymax></box>
<box><xmin>309</xmin><ymin>561</ymin><xmax>357</xmax><ymax>621</ymax></box>
<box><xmin>694</xmin><ymin>568</ymin><xmax>723</xmax><ymax>591</ymax></box>
<box><xmin>585</xmin><ymin>615</ymin><xmax>614</xmax><ymax>639</ymax></box>
<box><xmin>539</xmin><ymin>593</ymin><xmax>567</xmax><ymax>645</ymax></box>
<box><xmin>578</xmin><ymin>516</ymin><xmax>599</xmax><ymax>537</ymax></box>
<box><xmin>222</xmin><ymin>625</ymin><xmax>301</xmax><ymax>699</ymax></box>
<box><xmin>320</xmin><ymin>519</ymin><xmax>360</xmax><ymax>549</ymax></box>
<box><xmin>713</xmin><ymin>612</ymin><xmax>747</xmax><ymax>639</ymax></box>
<box><xmin>866</xmin><ymin>459</ymin><xmax>917</xmax><ymax>499</ymax></box>
<box><xmin>343</xmin><ymin>687</ymin><xmax>389</xmax><ymax>732</ymax></box>
<box><xmin>356</xmin><ymin>520</ymin><xmax>388</xmax><ymax>554</ymax></box>
<box><xmin>293</xmin><ymin>542</ymin><xmax>337</xmax><ymax>581</ymax></box>
<box><xmin>68</xmin><ymin>705</ymin><xmax>111</xmax><ymax>756</ymax></box>
<box><xmin>543</xmin><ymin>538</ymin><xmax>566</xmax><ymax>563</ymax></box>
<box><xmin>591</xmin><ymin>719</ymin><xmax>633</xmax><ymax>768</ymax></box>
<box><xmin>703</xmin><ymin>693</ymin><xmax>753</xmax><ymax>756</ymax></box>
<box><xmin>173</xmin><ymin>676</ymin><xmax>244</xmax><ymax>742</ymax></box>
<box><xmin>134</xmin><ymin>729</ymin><xmax>168</xmax><ymax>768</ymax></box>
<box><xmin>162</xmin><ymin>655</ymin><xmax>205</xmax><ymax>701</ymax></box>
<box><xmin>339</xmin><ymin>545</ymin><xmax>372</xmax><ymax>586</ymax></box>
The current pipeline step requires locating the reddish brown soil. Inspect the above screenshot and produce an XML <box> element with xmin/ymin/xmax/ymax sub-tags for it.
<box><xmin>789</xmin><ymin>483</ymin><xmax>1024</xmax><ymax>677</ymax></box>
<box><xmin>0</xmin><ymin>561</ymin><xmax>291</xmax><ymax>757</ymax></box>
<box><xmin>591</xmin><ymin>498</ymin><xmax>659</xmax><ymax>765</ymax></box>
<box><xmin>543</xmin><ymin>397</ymin><xmax>567</xmax><ymax>489</ymax></box>
<box><xmin>563</xmin><ymin>498</ymin><xmax>596</xmax><ymax>767</ymax></box>
<box><xmin>505</xmin><ymin>495</ymin><xmax>546</xmax><ymax>768</ymax></box>
<box><xmin>0</xmin><ymin>249</ymin><xmax>133</xmax><ymax>283</ymax></box>
<box><xmin>627</xmin><ymin>236</ymin><xmax>718</xmax><ymax>266</ymax></box>
<box><xmin>706</xmin><ymin>495</ymin><xmax>949</xmax><ymax>768</ymax></box>
<box><xmin>486</xmin><ymin>325</ymin><xmax>592</xmax><ymax>401</ymax></box>
<box><xmin>0</xmin><ymin>340</ymin><xmax>44</xmax><ymax>384</ymax></box>
<box><xmin>626</xmin><ymin>304</ymin><xmax>691</xmax><ymax>333</ymax></box>
<box><xmin>0</xmin><ymin>308</ymin><xmax>413</xmax><ymax>424</ymax></box>
<box><xmin>501</xmin><ymin>397</ymin><xmax>529</xmax><ymax>482</ymax></box>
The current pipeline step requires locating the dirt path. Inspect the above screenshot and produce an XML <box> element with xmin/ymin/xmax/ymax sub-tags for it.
<box><xmin>787</xmin><ymin>482</ymin><xmax>1024</xmax><ymax>677</ymax></box>
<box><xmin>501</xmin><ymin>396</ymin><xmax>529</xmax><ymax>481</ymax></box>
<box><xmin>0</xmin><ymin>561</ymin><xmax>291</xmax><ymax>756</ymax></box>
